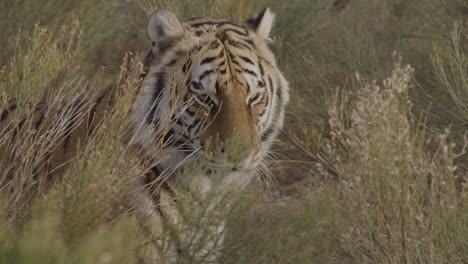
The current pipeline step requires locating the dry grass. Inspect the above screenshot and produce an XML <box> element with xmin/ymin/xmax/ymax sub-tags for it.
<box><xmin>1</xmin><ymin>0</ymin><xmax>467</xmax><ymax>263</ymax></box>
<box><xmin>328</xmin><ymin>57</ymin><xmax>467</xmax><ymax>263</ymax></box>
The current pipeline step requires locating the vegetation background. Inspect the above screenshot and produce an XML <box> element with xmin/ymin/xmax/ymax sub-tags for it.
<box><xmin>0</xmin><ymin>0</ymin><xmax>467</xmax><ymax>263</ymax></box>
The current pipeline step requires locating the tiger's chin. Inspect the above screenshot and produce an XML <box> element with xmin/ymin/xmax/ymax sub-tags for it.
<box><xmin>202</xmin><ymin>149</ymin><xmax>264</xmax><ymax>190</ymax></box>
<box><xmin>155</xmin><ymin>148</ymin><xmax>262</xmax><ymax>193</ymax></box>
<box><xmin>196</xmin><ymin>147</ymin><xmax>263</xmax><ymax>172</ymax></box>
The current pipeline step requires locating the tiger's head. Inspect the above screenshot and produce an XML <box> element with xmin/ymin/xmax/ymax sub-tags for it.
<box><xmin>133</xmin><ymin>8</ymin><xmax>289</xmax><ymax>183</ymax></box>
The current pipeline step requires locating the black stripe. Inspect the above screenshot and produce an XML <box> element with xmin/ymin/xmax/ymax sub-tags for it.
<box><xmin>275</xmin><ymin>77</ymin><xmax>283</xmax><ymax>109</ymax></box>
<box><xmin>215</xmin><ymin>80</ymin><xmax>220</xmax><ymax>93</ymax></box>
<box><xmin>267</xmin><ymin>76</ymin><xmax>274</xmax><ymax>109</ymax></box>
<box><xmin>188</xmin><ymin>116</ymin><xmax>201</xmax><ymax>129</ymax></box>
<box><xmin>245</xmin><ymin>79</ymin><xmax>251</xmax><ymax>94</ymax></box>
<box><xmin>166</xmin><ymin>59</ymin><xmax>177</xmax><ymax>67</ymax></box>
<box><xmin>261</xmin><ymin>125</ymin><xmax>274</xmax><ymax>141</ymax></box>
<box><xmin>239</xmin><ymin>56</ymin><xmax>254</xmax><ymax>65</ymax></box>
<box><xmin>192</xmin><ymin>81</ymin><xmax>202</xmax><ymax>91</ymax></box>
<box><xmin>190</xmin><ymin>21</ymin><xmax>242</xmax><ymax>28</ymax></box>
<box><xmin>174</xmin><ymin>139</ymin><xmax>190</xmax><ymax>148</ymax></box>
<box><xmin>200</xmin><ymin>56</ymin><xmax>217</xmax><ymax>65</ymax></box>
<box><xmin>260</xmin><ymin>92</ymin><xmax>269</xmax><ymax>117</ymax></box>
<box><xmin>162</xmin><ymin>180</ymin><xmax>177</xmax><ymax>199</ymax></box>
<box><xmin>261</xmin><ymin>76</ymin><xmax>275</xmax><ymax>141</ymax></box>
<box><xmin>248</xmin><ymin>94</ymin><xmax>260</xmax><ymax>106</ymax></box>
<box><xmin>188</xmin><ymin>119</ymin><xmax>202</xmax><ymax>135</ymax></box>
<box><xmin>258</xmin><ymin>61</ymin><xmax>264</xmax><ymax>76</ymax></box>
<box><xmin>183</xmin><ymin>92</ymin><xmax>191</xmax><ymax>103</ymax></box>
<box><xmin>176</xmin><ymin>118</ymin><xmax>184</xmax><ymax>126</ymax></box>
<box><xmin>268</xmin><ymin>76</ymin><xmax>274</xmax><ymax>90</ymax></box>
<box><xmin>208</xmin><ymin>40</ymin><xmax>220</xmax><ymax>49</ymax></box>
<box><xmin>199</xmin><ymin>70</ymin><xmax>214</xmax><ymax>81</ymax></box>
<box><xmin>1</xmin><ymin>103</ymin><xmax>17</xmax><ymax>121</ymax></box>
<box><xmin>163</xmin><ymin>128</ymin><xmax>174</xmax><ymax>143</ymax></box>
<box><xmin>240</xmin><ymin>38</ymin><xmax>254</xmax><ymax>46</ymax></box>
<box><xmin>244</xmin><ymin>69</ymin><xmax>257</xmax><ymax>77</ymax></box>
<box><xmin>262</xmin><ymin>77</ymin><xmax>283</xmax><ymax>141</ymax></box>
<box><xmin>223</xmin><ymin>28</ymin><xmax>248</xmax><ymax>37</ymax></box>
<box><xmin>33</xmin><ymin>113</ymin><xmax>45</xmax><ymax>130</ymax></box>
<box><xmin>186</xmin><ymin>107</ymin><xmax>196</xmax><ymax>117</ymax></box>
<box><xmin>17</xmin><ymin>118</ymin><xmax>26</xmax><ymax>129</ymax></box>
<box><xmin>12</xmin><ymin>117</ymin><xmax>27</xmax><ymax>139</ymax></box>
<box><xmin>227</xmin><ymin>40</ymin><xmax>253</xmax><ymax>51</ymax></box>
<box><xmin>258</xmin><ymin>107</ymin><xmax>266</xmax><ymax>116</ymax></box>
<box><xmin>146</xmin><ymin>74</ymin><xmax>165</xmax><ymax>124</ymax></box>
<box><xmin>185</xmin><ymin>79</ymin><xmax>192</xmax><ymax>89</ymax></box>
<box><xmin>182</xmin><ymin>60</ymin><xmax>192</xmax><ymax>73</ymax></box>
<box><xmin>231</xmin><ymin>58</ymin><xmax>240</xmax><ymax>66</ymax></box>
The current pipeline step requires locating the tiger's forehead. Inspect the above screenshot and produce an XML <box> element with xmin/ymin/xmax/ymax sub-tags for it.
<box><xmin>185</xmin><ymin>23</ymin><xmax>260</xmax><ymax>87</ymax></box>
<box><xmin>182</xmin><ymin>17</ymin><xmax>252</xmax><ymax>39</ymax></box>
<box><xmin>162</xmin><ymin>16</ymin><xmax>271</xmax><ymax>92</ymax></box>
<box><xmin>180</xmin><ymin>18</ymin><xmax>259</xmax><ymax>62</ymax></box>
<box><xmin>184</xmin><ymin>17</ymin><xmax>243</xmax><ymax>29</ymax></box>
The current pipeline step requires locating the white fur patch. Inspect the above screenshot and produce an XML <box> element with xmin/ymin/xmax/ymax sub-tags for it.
<box><xmin>256</xmin><ymin>8</ymin><xmax>275</xmax><ymax>41</ymax></box>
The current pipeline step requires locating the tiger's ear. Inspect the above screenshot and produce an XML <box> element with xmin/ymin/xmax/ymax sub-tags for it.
<box><xmin>245</xmin><ymin>7</ymin><xmax>275</xmax><ymax>41</ymax></box>
<box><xmin>147</xmin><ymin>9</ymin><xmax>184</xmax><ymax>53</ymax></box>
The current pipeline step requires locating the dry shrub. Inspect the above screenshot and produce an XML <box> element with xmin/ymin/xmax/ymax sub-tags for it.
<box><xmin>0</xmin><ymin>22</ymin><xmax>96</xmax><ymax>222</ymax></box>
<box><xmin>0</xmin><ymin>21</ymin><xmax>149</xmax><ymax>263</ymax></box>
<box><xmin>52</xmin><ymin>53</ymin><xmax>155</xmax><ymax>243</ymax></box>
<box><xmin>433</xmin><ymin>20</ymin><xmax>468</xmax><ymax>123</ymax></box>
<box><xmin>328</xmin><ymin>55</ymin><xmax>468</xmax><ymax>263</ymax></box>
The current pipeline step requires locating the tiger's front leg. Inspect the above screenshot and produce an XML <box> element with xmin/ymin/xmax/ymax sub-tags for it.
<box><xmin>133</xmin><ymin>173</ymin><xmax>230</xmax><ymax>263</ymax></box>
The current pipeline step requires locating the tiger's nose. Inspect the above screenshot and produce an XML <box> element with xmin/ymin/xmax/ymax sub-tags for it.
<box><xmin>199</xmin><ymin>89</ymin><xmax>260</xmax><ymax>164</ymax></box>
<box><xmin>199</xmin><ymin>113</ymin><xmax>260</xmax><ymax>165</ymax></box>
<box><xmin>200</xmin><ymin>127</ymin><xmax>259</xmax><ymax>164</ymax></box>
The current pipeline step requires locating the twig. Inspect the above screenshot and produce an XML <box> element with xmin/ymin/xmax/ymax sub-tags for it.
<box><xmin>282</xmin><ymin>130</ymin><xmax>339</xmax><ymax>178</ymax></box>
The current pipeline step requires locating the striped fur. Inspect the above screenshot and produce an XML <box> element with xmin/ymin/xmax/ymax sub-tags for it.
<box><xmin>0</xmin><ymin>8</ymin><xmax>289</xmax><ymax>263</ymax></box>
<box><xmin>133</xmin><ymin>8</ymin><xmax>289</xmax><ymax>183</ymax></box>
<box><xmin>131</xmin><ymin>8</ymin><xmax>289</xmax><ymax>262</ymax></box>
<box><xmin>0</xmin><ymin>91</ymin><xmax>113</xmax><ymax>187</ymax></box>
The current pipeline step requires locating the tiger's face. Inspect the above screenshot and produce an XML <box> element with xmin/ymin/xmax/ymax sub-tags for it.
<box><xmin>134</xmin><ymin>8</ymin><xmax>289</xmax><ymax>178</ymax></box>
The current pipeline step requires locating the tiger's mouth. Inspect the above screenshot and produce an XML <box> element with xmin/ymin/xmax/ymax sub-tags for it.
<box><xmin>194</xmin><ymin>145</ymin><xmax>262</xmax><ymax>173</ymax></box>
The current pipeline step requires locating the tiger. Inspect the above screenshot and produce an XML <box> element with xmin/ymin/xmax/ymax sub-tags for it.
<box><xmin>0</xmin><ymin>7</ymin><xmax>289</xmax><ymax>263</ymax></box>
<box><xmin>128</xmin><ymin>7</ymin><xmax>290</xmax><ymax>262</ymax></box>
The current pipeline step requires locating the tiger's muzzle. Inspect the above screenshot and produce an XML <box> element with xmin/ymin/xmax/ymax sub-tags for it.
<box><xmin>199</xmin><ymin>90</ymin><xmax>261</xmax><ymax>171</ymax></box>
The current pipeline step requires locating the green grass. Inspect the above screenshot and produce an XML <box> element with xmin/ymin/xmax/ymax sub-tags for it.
<box><xmin>1</xmin><ymin>0</ymin><xmax>467</xmax><ymax>263</ymax></box>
